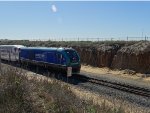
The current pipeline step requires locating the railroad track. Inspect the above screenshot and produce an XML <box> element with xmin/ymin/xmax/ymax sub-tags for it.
<box><xmin>74</xmin><ymin>74</ymin><xmax>150</xmax><ymax>98</ymax></box>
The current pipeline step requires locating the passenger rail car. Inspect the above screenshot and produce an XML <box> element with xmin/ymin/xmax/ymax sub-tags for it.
<box><xmin>0</xmin><ymin>45</ymin><xmax>24</xmax><ymax>61</ymax></box>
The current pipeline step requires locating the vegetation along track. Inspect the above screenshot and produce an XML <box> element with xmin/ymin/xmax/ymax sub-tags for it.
<box><xmin>73</xmin><ymin>74</ymin><xmax>150</xmax><ymax>98</ymax></box>
<box><xmin>2</xmin><ymin>61</ymin><xmax>150</xmax><ymax>98</ymax></box>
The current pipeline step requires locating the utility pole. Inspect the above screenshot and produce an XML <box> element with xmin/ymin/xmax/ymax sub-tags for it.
<box><xmin>127</xmin><ymin>36</ymin><xmax>128</xmax><ymax>41</ymax></box>
<box><xmin>145</xmin><ymin>36</ymin><xmax>147</xmax><ymax>42</ymax></box>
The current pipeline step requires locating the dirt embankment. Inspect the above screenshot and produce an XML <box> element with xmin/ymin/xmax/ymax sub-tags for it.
<box><xmin>74</xmin><ymin>41</ymin><xmax>150</xmax><ymax>74</ymax></box>
<box><xmin>74</xmin><ymin>44</ymin><xmax>120</xmax><ymax>67</ymax></box>
<box><xmin>111</xmin><ymin>41</ymin><xmax>150</xmax><ymax>73</ymax></box>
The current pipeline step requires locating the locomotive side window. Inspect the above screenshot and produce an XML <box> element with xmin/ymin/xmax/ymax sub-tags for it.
<box><xmin>65</xmin><ymin>50</ymin><xmax>79</xmax><ymax>63</ymax></box>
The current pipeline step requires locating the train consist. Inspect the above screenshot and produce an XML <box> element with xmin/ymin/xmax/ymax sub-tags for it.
<box><xmin>0</xmin><ymin>45</ymin><xmax>81</xmax><ymax>75</ymax></box>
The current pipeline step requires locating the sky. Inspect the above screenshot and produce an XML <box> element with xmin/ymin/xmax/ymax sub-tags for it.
<box><xmin>0</xmin><ymin>1</ymin><xmax>150</xmax><ymax>41</ymax></box>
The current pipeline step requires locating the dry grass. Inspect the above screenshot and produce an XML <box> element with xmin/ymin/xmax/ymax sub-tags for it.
<box><xmin>0</xmin><ymin>65</ymin><xmax>127</xmax><ymax>113</ymax></box>
<box><xmin>81</xmin><ymin>65</ymin><xmax>150</xmax><ymax>83</ymax></box>
<box><xmin>0</xmin><ymin>67</ymin><xmax>33</xmax><ymax>113</ymax></box>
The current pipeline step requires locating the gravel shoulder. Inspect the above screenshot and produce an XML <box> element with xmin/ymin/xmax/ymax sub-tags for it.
<box><xmin>81</xmin><ymin>65</ymin><xmax>150</xmax><ymax>89</ymax></box>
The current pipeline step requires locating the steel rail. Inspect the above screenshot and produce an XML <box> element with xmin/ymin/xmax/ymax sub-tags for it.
<box><xmin>75</xmin><ymin>74</ymin><xmax>150</xmax><ymax>98</ymax></box>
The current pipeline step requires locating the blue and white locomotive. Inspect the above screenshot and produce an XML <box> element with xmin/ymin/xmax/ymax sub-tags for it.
<box><xmin>0</xmin><ymin>45</ymin><xmax>81</xmax><ymax>75</ymax></box>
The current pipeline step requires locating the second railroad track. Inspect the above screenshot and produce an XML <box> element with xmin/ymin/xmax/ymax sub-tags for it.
<box><xmin>74</xmin><ymin>74</ymin><xmax>150</xmax><ymax>98</ymax></box>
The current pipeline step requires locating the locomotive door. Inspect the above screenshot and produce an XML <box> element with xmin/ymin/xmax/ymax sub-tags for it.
<box><xmin>56</xmin><ymin>53</ymin><xmax>66</xmax><ymax>65</ymax></box>
<box><xmin>57</xmin><ymin>53</ymin><xmax>62</xmax><ymax>65</ymax></box>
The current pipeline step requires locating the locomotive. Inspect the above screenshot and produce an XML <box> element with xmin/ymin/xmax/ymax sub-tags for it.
<box><xmin>0</xmin><ymin>45</ymin><xmax>81</xmax><ymax>75</ymax></box>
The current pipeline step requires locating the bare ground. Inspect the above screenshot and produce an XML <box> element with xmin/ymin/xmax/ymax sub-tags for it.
<box><xmin>81</xmin><ymin>65</ymin><xmax>150</xmax><ymax>83</ymax></box>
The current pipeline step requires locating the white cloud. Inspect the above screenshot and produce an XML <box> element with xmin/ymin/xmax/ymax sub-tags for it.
<box><xmin>51</xmin><ymin>4</ymin><xmax>57</xmax><ymax>13</ymax></box>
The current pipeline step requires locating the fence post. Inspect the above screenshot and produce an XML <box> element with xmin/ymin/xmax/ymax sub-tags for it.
<box><xmin>127</xmin><ymin>36</ymin><xmax>128</xmax><ymax>41</ymax></box>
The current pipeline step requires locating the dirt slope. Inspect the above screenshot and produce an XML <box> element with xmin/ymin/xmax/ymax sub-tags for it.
<box><xmin>75</xmin><ymin>44</ymin><xmax>120</xmax><ymax>67</ymax></box>
<box><xmin>111</xmin><ymin>41</ymin><xmax>150</xmax><ymax>73</ymax></box>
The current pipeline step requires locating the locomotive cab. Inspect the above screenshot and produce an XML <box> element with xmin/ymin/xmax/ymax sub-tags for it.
<box><xmin>64</xmin><ymin>49</ymin><xmax>81</xmax><ymax>74</ymax></box>
<box><xmin>56</xmin><ymin>48</ymin><xmax>81</xmax><ymax>74</ymax></box>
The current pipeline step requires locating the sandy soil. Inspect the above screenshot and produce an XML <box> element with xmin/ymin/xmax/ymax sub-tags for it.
<box><xmin>81</xmin><ymin>65</ymin><xmax>150</xmax><ymax>83</ymax></box>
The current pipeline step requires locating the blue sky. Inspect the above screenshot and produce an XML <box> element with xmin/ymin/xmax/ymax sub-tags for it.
<box><xmin>0</xmin><ymin>1</ymin><xmax>150</xmax><ymax>40</ymax></box>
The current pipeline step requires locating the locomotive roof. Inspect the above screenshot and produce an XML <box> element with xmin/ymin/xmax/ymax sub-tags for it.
<box><xmin>21</xmin><ymin>47</ymin><xmax>74</xmax><ymax>51</ymax></box>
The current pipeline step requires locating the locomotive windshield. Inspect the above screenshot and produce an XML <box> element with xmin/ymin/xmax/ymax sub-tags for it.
<box><xmin>65</xmin><ymin>50</ymin><xmax>79</xmax><ymax>63</ymax></box>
